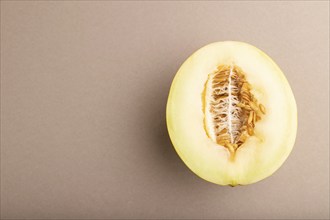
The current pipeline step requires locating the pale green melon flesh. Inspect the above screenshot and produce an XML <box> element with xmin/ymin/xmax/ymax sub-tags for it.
<box><xmin>166</xmin><ymin>41</ymin><xmax>297</xmax><ymax>186</ymax></box>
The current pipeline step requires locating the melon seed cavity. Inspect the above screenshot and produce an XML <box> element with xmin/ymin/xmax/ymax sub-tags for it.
<box><xmin>204</xmin><ymin>64</ymin><xmax>266</xmax><ymax>155</ymax></box>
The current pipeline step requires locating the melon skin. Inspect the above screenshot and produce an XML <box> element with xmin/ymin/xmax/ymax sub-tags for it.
<box><xmin>166</xmin><ymin>41</ymin><xmax>297</xmax><ymax>186</ymax></box>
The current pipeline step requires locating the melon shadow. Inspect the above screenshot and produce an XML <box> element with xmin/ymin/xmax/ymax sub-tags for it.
<box><xmin>139</xmin><ymin>65</ymin><xmax>209</xmax><ymax>186</ymax></box>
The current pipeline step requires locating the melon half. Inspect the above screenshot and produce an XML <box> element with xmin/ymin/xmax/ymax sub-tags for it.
<box><xmin>166</xmin><ymin>41</ymin><xmax>297</xmax><ymax>186</ymax></box>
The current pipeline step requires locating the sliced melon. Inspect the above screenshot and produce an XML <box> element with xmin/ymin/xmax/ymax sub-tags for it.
<box><xmin>166</xmin><ymin>41</ymin><xmax>297</xmax><ymax>186</ymax></box>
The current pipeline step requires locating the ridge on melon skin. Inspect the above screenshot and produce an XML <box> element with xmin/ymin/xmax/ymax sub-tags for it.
<box><xmin>166</xmin><ymin>41</ymin><xmax>297</xmax><ymax>186</ymax></box>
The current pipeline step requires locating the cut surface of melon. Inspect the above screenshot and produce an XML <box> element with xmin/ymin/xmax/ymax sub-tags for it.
<box><xmin>166</xmin><ymin>41</ymin><xmax>297</xmax><ymax>186</ymax></box>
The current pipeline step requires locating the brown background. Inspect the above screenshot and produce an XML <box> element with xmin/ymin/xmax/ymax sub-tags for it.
<box><xmin>1</xmin><ymin>1</ymin><xmax>329</xmax><ymax>219</ymax></box>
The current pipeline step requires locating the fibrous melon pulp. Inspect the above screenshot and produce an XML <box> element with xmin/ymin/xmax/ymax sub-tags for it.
<box><xmin>166</xmin><ymin>41</ymin><xmax>297</xmax><ymax>186</ymax></box>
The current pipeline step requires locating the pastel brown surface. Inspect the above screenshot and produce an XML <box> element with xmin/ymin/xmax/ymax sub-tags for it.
<box><xmin>1</xmin><ymin>1</ymin><xmax>329</xmax><ymax>219</ymax></box>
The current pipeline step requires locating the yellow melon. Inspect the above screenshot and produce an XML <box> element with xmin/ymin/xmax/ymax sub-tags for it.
<box><xmin>166</xmin><ymin>41</ymin><xmax>297</xmax><ymax>186</ymax></box>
